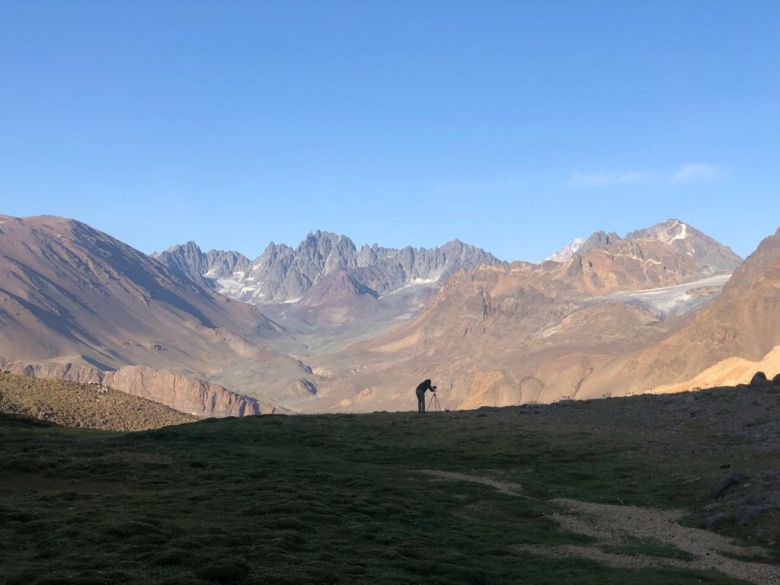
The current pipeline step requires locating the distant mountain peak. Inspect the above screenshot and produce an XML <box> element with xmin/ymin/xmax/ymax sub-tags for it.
<box><xmin>576</xmin><ymin>231</ymin><xmax>620</xmax><ymax>255</ymax></box>
<box><xmin>627</xmin><ymin>218</ymin><xmax>692</xmax><ymax>243</ymax></box>
<box><xmin>542</xmin><ymin>220</ymin><xmax>741</xmax><ymax>288</ymax></box>
<box><xmin>545</xmin><ymin>238</ymin><xmax>585</xmax><ymax>263</ymax></box>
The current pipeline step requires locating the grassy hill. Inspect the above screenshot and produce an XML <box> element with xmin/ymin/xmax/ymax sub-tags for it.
<box><xmin>0</xmin><ymin>371</ymin><xmax>196</xmax><ymax>431</ymax></box>
<box><xmin>0</xmin><ymin>385</ymin><xmax>778</xmax><ymax>584</ymax></box>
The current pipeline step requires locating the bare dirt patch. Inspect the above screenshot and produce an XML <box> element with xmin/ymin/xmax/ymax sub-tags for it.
<box><xmin>419</xmin><ymin>469</ymin><xmax>524</xmax><ymax>496</ymax></box>
<box><xmin>423</xmin><ymin>469</ymin><xmax>780</xmax><ymax>585</ymax></box>
<box><xmin>538</xmin><ymin>498</ymin><xmax>780</xmax><ymax>585</ymax></box>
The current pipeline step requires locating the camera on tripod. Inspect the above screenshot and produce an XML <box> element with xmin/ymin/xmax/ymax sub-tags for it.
<box><xmin>427</xmin><ymin>385</ymin><xmax>441</xmax><ymax>411</ymax></box>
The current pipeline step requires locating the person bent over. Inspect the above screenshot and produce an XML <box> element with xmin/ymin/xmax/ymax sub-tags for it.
<box><xmin>415</xmin><ymin>379</ymin><xmax>436</xmax><ymax>413</ymax></box>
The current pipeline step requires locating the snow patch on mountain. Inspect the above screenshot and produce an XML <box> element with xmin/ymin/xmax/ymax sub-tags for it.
<box><xmin>670</xmin><ymin>222</ymin><xmax>688</xmax><ymax>242</ymax></box>
<box><xmin>546</xmin><ymin>238</ymin><xmax>585</xmax><ymax>263</ymax></box>
<box><xmin>591</xmin><ymin>273</ymin><xmax>732</xmax><ymax>317</ymax></box>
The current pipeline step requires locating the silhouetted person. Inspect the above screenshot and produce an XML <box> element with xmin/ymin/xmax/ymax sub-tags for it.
<box><xmin>416</xmin><ymin>379</ymin><xmax>437</xmax><ymax>413</ymax></box>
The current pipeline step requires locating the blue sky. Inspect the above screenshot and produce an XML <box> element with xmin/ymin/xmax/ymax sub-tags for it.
<box><xmin>1</xmin><ymin>1</ymin><xmax>778</xmax><ymax>261</ymax></box>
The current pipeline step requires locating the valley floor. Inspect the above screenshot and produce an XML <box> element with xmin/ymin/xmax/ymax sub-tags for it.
<box><xmin>1</xmin><ymin>385</ymin><xmax>779</xmax><ymax>584</ymax></box>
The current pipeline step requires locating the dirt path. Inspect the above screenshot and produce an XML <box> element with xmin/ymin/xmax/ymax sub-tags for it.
<box><xmin>420</xmin><ymin>470</ymin><xmax>780</xmax><ymax>585</ymax></box>
<box><xmin>419</xmin><ymin>469</ymin><xmax>525</xmax><ymax>496</ymax></box>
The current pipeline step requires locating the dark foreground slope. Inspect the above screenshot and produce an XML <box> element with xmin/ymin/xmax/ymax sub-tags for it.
<box><xmin>0</xmin><ymin>371</ymin><xmax>196</xmax><ymax>431</ymax></box>
<box><xmin>1</xmin><ymin>386</ymin><xmax>779</xmax><ymax>585</ymax></box>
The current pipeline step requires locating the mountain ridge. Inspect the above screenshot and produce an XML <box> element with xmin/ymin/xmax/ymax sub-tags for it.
<box><xmin>154</xmin><ymin>231</ymin><xmax>503</xmax><ymax>305</ymax></box>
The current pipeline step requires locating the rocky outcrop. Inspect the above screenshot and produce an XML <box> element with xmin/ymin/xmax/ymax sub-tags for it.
<box><xmin>0</xmin><ymin>357</ymin><xmax>277</xmax><ymax>417</ymax></box>
<box><xmin>103</xmin><ymin>366</ymin><xmax>265</xmax><ymax>417</ymax></box>
<box><xmin>750</xmin><ymin>371</ymin><xmax>769</xmax><ymax>387</ymax></box>
<box><xmin>0</xmin><ymin>359</ymin><xmax>105</xmax><ymax>385</ymax></box>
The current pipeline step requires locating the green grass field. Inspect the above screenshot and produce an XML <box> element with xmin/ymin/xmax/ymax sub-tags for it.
<box><xmin>1</xmin><ymin>388</ymin><xmax>778</xmax><ymax>584</ymax></box>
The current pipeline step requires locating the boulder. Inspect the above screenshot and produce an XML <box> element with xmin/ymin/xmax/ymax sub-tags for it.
<box><xmin>750</xmin><ymin>371</ymin><xmax>770</xmax><ymax>387</ymax></box>
<box><xmin>773</xmin><ymin>373</ymin><xmax>780</xmax><ymax>387</ymax></box>
<box><xmin>710</xmin><ymin>471</ymin><xmax>749</xmax><ymax>499</ymax></box>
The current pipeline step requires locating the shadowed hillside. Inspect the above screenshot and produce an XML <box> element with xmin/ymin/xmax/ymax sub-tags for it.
<box><xmin>1</xmin><ymin>384</ymin><xmax>778</xmax><ymax>584</ymax></box>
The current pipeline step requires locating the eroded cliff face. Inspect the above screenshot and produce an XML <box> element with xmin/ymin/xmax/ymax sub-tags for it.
<box><xmin>0</xmin><ymin>358</ymin><xmax>279</xmax><ymax>417</ymax></box>
<box><xmin>102</xmin><ymin>366</ymin><xmax>265</xmax><ymax>417</ymax></box>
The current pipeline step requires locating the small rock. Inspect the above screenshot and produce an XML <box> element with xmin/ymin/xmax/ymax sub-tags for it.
<box><xmin>750</xmin><ymin>371</ymin><xmax>769</xmax><ymax>387</ymax></box>
<box><xmin>711</xmin><ymin>471</ymin><xmax>749</xmax><ymax>499</ymax></box>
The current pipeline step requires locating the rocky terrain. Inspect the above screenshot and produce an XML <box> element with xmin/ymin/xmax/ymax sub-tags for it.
<box><xmin>0</xmin><ymin>370</ymin><xmax>196</xmax><ymax>430</ymax></box>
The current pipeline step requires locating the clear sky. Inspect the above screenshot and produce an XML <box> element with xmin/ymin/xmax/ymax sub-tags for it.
<box><xmin>1</xmin><ymin>1</ymin><xmax>778</xmax><ymax>262</ymax></box>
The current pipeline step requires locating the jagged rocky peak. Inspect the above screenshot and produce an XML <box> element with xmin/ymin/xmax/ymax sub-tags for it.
<box><xmin>577</xmin><ymin>231</ymin><xmax>621</xmax><ymax>255</ymax></box>
<box><xmin>204</xmin><ymin>249</ymin><xmax>251</xmax><ymax>278</ymax></box>
<box><xmin>154</xmin><ymin>242</ymin><xmax>251</xmax><ymax>284</ymax></box>
<box><xmin>154</xmin><ymin>231</ymin><xmax>501</xmax><ymax>305</ymax></box>
<box><xmin>152</xmin><ymin>241</ymin><xmax>208</xmax><ymax>283</ymax></box>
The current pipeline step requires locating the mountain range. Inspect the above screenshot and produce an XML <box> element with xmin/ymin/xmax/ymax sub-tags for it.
<box><xmin>154</xmin><ymin>233</ymin><xmax>500</xmax><ymax>305</ymax></box>
<box><xmin>3</xmin><ymin>213</ymin><xmax>778</xmax><ymax>418</ymax></box>
<box><xmin>297</xmin><ymin>219</ymin><xmax>748</xmax><ymax>411</ymax></box>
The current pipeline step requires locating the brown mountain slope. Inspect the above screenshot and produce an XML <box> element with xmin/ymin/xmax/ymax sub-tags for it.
<box><xmin>0</xmin><ymin>215</ymin><xmax>269</xmax><ymax>369</ymax></box>
<box><xmin>302</xmin><ymin>220</ymin><xmax>741</xmax><ymax>412</ymax></box>
<box><xmin>0</xmin><ymin>215</ymin><xmax>309</xmax><ymax>414</ymax></box>
<box><xmin>0</xmin><ymin>370</ymin><xmax>196</xmax><ymax>431</ymax></box>
<box><xmin>581</xmin><ymin>228</ymin><xmax>780</xmax><ymax>396</ymax></box>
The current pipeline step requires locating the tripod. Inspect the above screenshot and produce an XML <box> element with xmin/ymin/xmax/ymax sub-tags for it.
<box><xmin>427</xmin><ymin>391</ymin><xmax>441</xmax><ymax>412</ymax></box>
